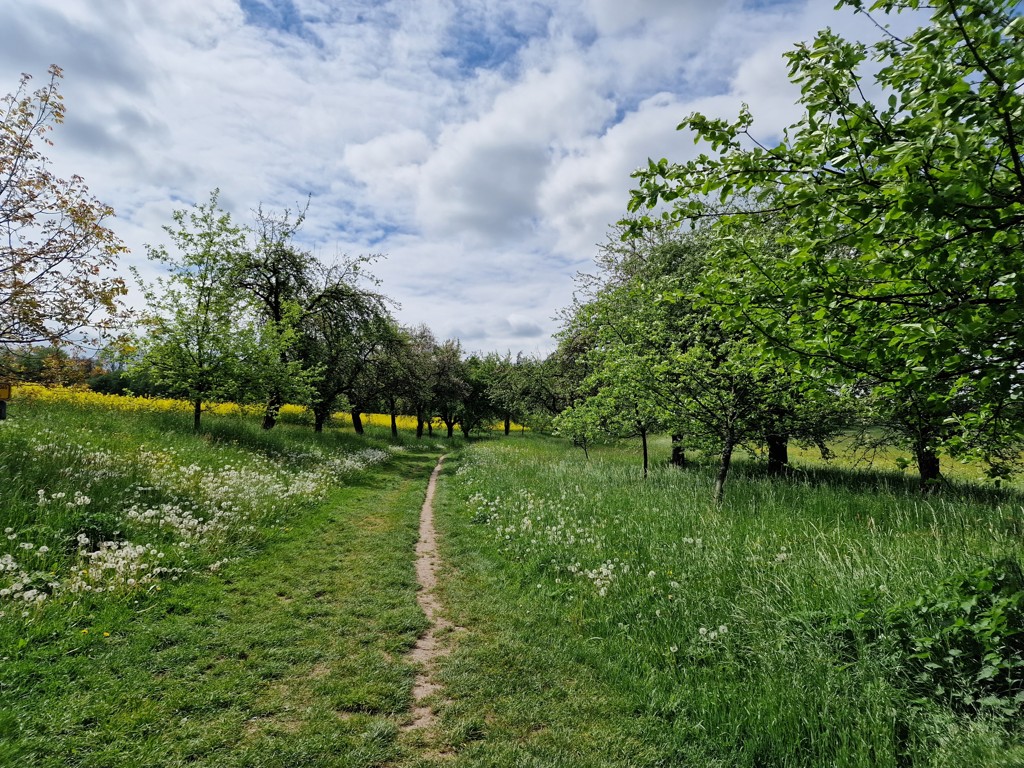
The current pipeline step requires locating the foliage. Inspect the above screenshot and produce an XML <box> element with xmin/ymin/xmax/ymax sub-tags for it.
<box><xmin>132</xmin><ymin>191</ymin><xmax>310</xmax><ymax>429</ymax></box>
<box><xmin>432</xmin><ymin>338</ymin><xmax>469</xmax><ymax>439</ymax></box>
<box><xmin>856</xmin><ymin>558</ymin><xmax>1024</xmax><ymax>719</ymax></box>
<box><xmin>297</xmin><ymin>256</ymin><xmax>393</xmax><ymax>433</ymax></box>
<box><xmin>457</xmin><ymin>355</ymin><xmax>501</xmax><ymax>437</ymax></box>
<box><xmin>560</xmin><ymin>221</ymin><xmax>851</xmax><ymax>499</ymax></box>
<box><xmin>627</xmin><ymin>0</ymin><xmax>1024</xmax><ymax>482</ymax></box>
<box><xmin>0</xmin><ymin>66</ymin><xmax>127</xmax><ymax>359</ymax></box>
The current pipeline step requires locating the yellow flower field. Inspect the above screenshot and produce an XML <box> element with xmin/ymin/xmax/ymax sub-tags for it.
<box><xmin>11</xmin><ymin>384</ymin><xmax>456</xmax><ymax>432</ymax></box>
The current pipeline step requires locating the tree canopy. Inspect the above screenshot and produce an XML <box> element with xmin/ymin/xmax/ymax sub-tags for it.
<box><xmin>627</xmin><ymin>0</ymin><xmax>1024</xmax><ymax>483</ymax></box>
<box><xmin>1</xmin><ymin>66</ymin><xmax>127</xmax><ymax>360</ymax></box>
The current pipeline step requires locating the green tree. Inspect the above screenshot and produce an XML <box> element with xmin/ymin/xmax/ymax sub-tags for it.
<box><xmin>237</xmin><ymin>202</ymin><xmax>315</xmax><ymax>429</ymax></box>
<box><xmin>403</xmin><ymin>325</ymin><xmax>439</xmax><ymax>439</ymax></box>
<box><xmin>133</xmin><ymin>191</ymin><xmax>299</xmax><ymax>430</ymax></box>
<box><xmin>432</xmin><ymin>339</ymin><xmax>468</xmax><ymax>439</ymax></box>
<box><xmin>564</xmin><ymin>221</ymin><xmax>850</xmax><ymax>502</ymax></box>
<box><xmin>1</xmin><ymin>66</ymin><xmax>127</xmax><ymax>363</ymax></box>
<box><xmin>458</xmin><ymin>354</ymin><xmax>502</xmax><ymax>438</ymax></box>
<box><xmin>298</xmin><ymin>258</ymin><xmax>392</xmax><ymax>433</ymax></box>
<box><xmin>628</xmin><ymin>0</ymin><xmax>1024</xmax><ymax>485</ymax></box>
<box><xmin>554</xmin><ymin>355</ymin><xmax>666</xmax><ymax>477</ymax></box>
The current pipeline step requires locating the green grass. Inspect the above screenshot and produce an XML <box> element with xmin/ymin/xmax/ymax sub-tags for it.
<box><xmin>424</xmin><ymin>434</ymin><xmax>1024</xmax><ymax>767</ymax></box>
<box><xmin>5</xmin><ymin>400</ymin><xmax>1024</xmax><ymax>766</ymax></box>
<box><xmin>0</xmin><ymin>399</ymin><xmax>446</xmax><ymax>766</ymax></box>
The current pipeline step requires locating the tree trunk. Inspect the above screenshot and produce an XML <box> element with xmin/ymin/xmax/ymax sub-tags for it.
<box><xmin>641</xmin><ymin>427</ymin><xmax>649</xmax><ymax>479</ymax></box>
<box><xmin>351</xmin><ymin>409</ymin><xmax>364</xmax><ymax>435</ymax></box>
<box><xmin>390</xmin><ymin>411</ymin><xmax>398</xmax><ymax>438</ymax></box>
<box><xmin>416</xmin><ymin>412</ymin><xmax>424</xmax><ymax>439</ymax></box>
<box><xmin>504</xmin><ymin>415</ymin><xmax>511</xmax><ymax>436</ymax></box>
<box><xmin>670</xmin><ymin>434</ymin><xmax>686</xmax><ymax>468</ymax></box>
<box><xmin>766</xmin><ymin>433</ymin><xmax>789</xmax><ymax>476</ymax></box>
<box><xmin>314</xmin><ymin>408</ymin><xmax>328</xmax><ymax>433</ymax></box>
<box><xmin>712</xmin><ymin>440</ymin><xmax>735</xmax><ymax>506</ymax></box>
<box><xmin>427</xmin><ymin>421</ymin><xmax>433</xmax><ymax>437</ymax></box>
<box><xmin>193</xmin><ymin>398</ymin><xmax>202</xmax><ymax>431</ymax></box>
<box><xmin>915</xmin><ymin>442</ymin><xmax>941</xmax><ymax>492</ymax></box>
<box><xmin>262</xmin><ymin>391</ymin><xmax>282</xmax><ymax>430</ymax></box>
<box><xmin>446</xmin><ymin>421</ymin><xmax>454</xmax><ymax>438</ymax></box>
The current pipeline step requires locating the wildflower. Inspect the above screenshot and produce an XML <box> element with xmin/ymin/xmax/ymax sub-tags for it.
<box><xmin>670</xmin><ymin>645</ymin><xmax>678</xmax><ymax>653</ymax></box>
<box><xmin>718</xmin><ymin>625</ymin><xmax>728</xmax><ymax>634</ymax></box>
<box><xmin>647</xmin><ymin>570</ymin><xmax>657</xmax><ymax>579</ymax></box>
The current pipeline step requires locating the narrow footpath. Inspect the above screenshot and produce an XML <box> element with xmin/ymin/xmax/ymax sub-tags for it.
<box><xmin>404</xmin><ymin>454</ymin><xmax>456</xmax><ymax>733</ymax></box>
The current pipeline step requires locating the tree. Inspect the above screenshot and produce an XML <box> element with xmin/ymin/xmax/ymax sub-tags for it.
<box><xmin>459</xmin><ymin>354</ymin><xmax>501</xmax><ymax>437</ymax></box>
<box><xmin>554</xmin><ymin>357</ymin><xmax>666</xmax><ymax>477</ymax></box>
<box><xmin>132</xmin><ymin>191</ymin><xmax>296</xmax><ymax>430</ymax></box>
<box><xmin>1</xmin><ymin>65</ymin><xmax>127</xmax><ymax>363</ymax></box>
<box><xmin>481</xmin><ymin>352</ymin><xmax>536</xmax><ymax>435</ymax></box>
<box><xmin>432</xmin><ymin>339</ymin><xmax>468</xmax><ymax>439</ymax></box>
<box><xmin>362</xmin><ymin>321</ymin><xmax>413</xmax><ymax>438</ymax></box>
<box><xmin>562</xmin><ymin>220</ymin><xmax>850</xmax><ymax>502</ymax></box>
<box><xmin>402</xmin><ymin>325</ymin><xmax>438</xmax><ymax>439</ymax></box>
<box><xmin>0</xmin><ymin>345</ymin><xmax>94</xmax><ymax>386</ymax></box>
<box><xmin>628</xmin><ymin>0</ymin><xmax>1024</xmax><ymax>485</ymax></box>
<box><xmin>298</xmin><ymin>258</ymin><xmax>392</xmax><ymax>433</ymax></box>
<box><xmin>237</xmin><ymin>202</ymin><xmax>315</xmax><ymax>429</ymax></box>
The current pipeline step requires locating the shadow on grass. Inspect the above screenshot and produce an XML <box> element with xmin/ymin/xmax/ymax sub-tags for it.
<box><xmin>726</xmin><ymin>457</ymin><xmax>1024</xmax><ymax>507</ymax></box>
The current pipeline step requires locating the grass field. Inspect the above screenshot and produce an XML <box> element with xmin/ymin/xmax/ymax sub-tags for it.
<box><xmin>428</xmin><ymin>437</ymin><xmax>1024</xmax><ymax>767</ymax></box>
<box><xmin>2</xmin><ymin>394</ymin><xmax>1022</xmax><ymax>766</ymax></box>
<box><xmin>0</xmin><ymin>396</ymin><xmax>448</xmax><ymax>767</ymax></box>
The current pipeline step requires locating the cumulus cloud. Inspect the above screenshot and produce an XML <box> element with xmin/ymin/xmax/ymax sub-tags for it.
<box><xmin>0</xmin><ymin>0</ymin><xmax>906</xmax><ymax>354</ymax></box>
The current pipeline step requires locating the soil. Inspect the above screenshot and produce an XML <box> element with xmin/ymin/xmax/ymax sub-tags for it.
<box><xmin>403</xmin><ymin>454</ymin><xmax>458</xmax><ymax>732</ymax></box>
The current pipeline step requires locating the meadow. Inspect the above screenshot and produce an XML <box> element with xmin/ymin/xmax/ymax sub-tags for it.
<box><xmin>0</xmin><ymin>390</ymin><xmax>447</xmax><ymax>767</ymax></box>
<box><xmin>429</xmin><ymin>436</ymin><xmax>1024</xmax><ymax>767</ymax></box>
<box><xmin>2</xmin><ymin>389</ymin><xmax>1023</xmax><ymax>767</ymax></box>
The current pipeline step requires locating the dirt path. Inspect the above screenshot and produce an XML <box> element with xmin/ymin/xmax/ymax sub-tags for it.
<box><xmin>404</xmin><ymin>454</ymin><xmax>455</xmax><ymax>732</ymax></box>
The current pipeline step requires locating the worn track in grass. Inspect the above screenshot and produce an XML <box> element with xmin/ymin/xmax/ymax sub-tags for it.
<box><xmin>404</xmin><ymin>455</ymin><xmax>460</xmax><ymax>735</ymax></box>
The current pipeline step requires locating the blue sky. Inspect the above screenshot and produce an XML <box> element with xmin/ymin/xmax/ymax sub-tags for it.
<box><xmin>0</xmin><ymin>0</ymin><xmax>902</xmax><ymax>355</ymax></box>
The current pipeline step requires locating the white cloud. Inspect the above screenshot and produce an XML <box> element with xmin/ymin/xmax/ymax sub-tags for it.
<box><xmin>0</xmin><ymin>0</ymin><xmax>915</xmax><ymax>355</ymax></box>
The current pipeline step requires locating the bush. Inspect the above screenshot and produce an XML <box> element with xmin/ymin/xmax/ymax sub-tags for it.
<box><xmin>856</xmin><ymin>558</ymin><xmax>1024</xmax><ymax>719</ymax></box>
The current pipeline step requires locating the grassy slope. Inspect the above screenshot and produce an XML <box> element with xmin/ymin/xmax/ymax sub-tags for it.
<box><xmin>424</xmin><ymin>435</ymin><xmax>1024</xmax><ymax>768</ymax></box>
<box><xmin>0</xmin><ymin>401</ymin><xmax>442</xmax><ymax>767</ymax></box>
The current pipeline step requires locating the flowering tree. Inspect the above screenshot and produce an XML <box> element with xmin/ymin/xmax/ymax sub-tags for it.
<box><xmin>0</xmin><ymin>66</ymin><xmax>127</xmax><ymax>361</ymax></box>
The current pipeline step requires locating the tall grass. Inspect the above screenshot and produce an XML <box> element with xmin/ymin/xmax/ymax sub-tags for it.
<box><xmin>0</xmin><ymin>396</ymin><xmax>447</xmax><ymax>767</ymax></box>
<box><xmin>0</xmin><ymin>397</ymin><xmax>405</xmax><ymax>626</ymax></box>
<box><xmin>440</xmin><ymin>436</ymin><xmax>1024</xmax><ymax>766</ymax></box>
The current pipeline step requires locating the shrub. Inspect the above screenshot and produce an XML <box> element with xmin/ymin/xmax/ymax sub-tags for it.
<box><xmin>856</xmin><ymin>558</ymin><xmax>1024</xmax><ymax>719</ymax></box>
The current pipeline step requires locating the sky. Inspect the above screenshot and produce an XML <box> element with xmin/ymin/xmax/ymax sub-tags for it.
<box><xmin>0</xmin><ymin>0</ymin><xmax>906</xmax><ymax>356</ymax></box>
